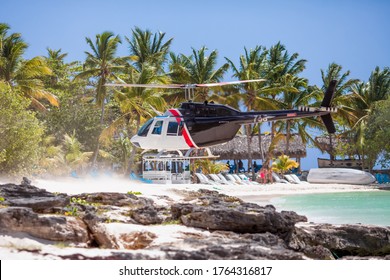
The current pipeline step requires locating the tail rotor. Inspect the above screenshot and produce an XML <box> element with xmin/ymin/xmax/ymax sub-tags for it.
<box><xmin>320</xmin><ymin>79</ymin><xmax>337</xmax><ymax>134</ymax></box>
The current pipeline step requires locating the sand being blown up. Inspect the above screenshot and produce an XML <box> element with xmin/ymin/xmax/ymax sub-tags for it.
<box><xmin>28</xmin><ymin>176</ymin><xmax>376</xmax><ymax>206</ymax></box>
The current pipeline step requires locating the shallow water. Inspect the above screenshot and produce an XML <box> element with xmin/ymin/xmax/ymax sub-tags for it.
<box><xmin>271</xmin><ymin>191</ymin><xmax>390</xmax><ymax>226</ymax></box>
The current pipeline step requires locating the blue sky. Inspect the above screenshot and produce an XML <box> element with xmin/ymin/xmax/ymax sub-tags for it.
<box><xmin>1</xmin><ymin>0</ymin><xmax>389</xmax><ymax>169</ymax></box>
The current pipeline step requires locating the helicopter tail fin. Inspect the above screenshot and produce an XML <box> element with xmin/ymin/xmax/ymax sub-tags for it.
<box><xmin>320</xmin><ymin>79</ymin><xmax>337</xmax><ymax>134</ymax></box>
<box><xmin>320</xmin><ymin>114</ymin><xmax>336</xmax><ymax>134</ymax></box>
<box><xmin>321</xmin><ymin>79</ymin><xmax>337</xmax><ymax>107</ymax></box>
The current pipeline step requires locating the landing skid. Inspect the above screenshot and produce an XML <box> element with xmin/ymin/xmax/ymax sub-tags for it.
<box><xmin>184</xmin><ymin>148</ymin><xmax>219</xmax><ymax>159</ymax></box>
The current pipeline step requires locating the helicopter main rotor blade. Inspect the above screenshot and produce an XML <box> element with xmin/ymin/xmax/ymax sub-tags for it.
<box><xmin>105</xmin><ymin>83</ymin><xmax>183</xmax><ymax>89</ymax></box>
<box><xmin>196</xmin><ymin>79</ymin><xmax>266</xmax><ymax>87</ymax></box>
<box><xmin>105</xmin><ymin>79</ymin><xmax>266</xmax><ymax>89</ymax></box>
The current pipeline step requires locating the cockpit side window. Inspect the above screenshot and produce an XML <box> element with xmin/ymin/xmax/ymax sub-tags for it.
<box><xmin>152</xmin><ymin>120</ymin><xmax>163</xmax><ymax>135</ymax></box>
<box><xmin>167</xmin><ymin>122</ymin><xmax>179</xmax><ymax>135</ymax></box>
<box><xmin>137</xmin><ymin>119</ymin><xmax>154</xmax><ymax>137</ymax></box>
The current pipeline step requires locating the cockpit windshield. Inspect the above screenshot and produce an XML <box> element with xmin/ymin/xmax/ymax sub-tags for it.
<box><xmin>137</xmin><ymin>118</ymin><xmax>154</xmax><ymax>137</ymax></box>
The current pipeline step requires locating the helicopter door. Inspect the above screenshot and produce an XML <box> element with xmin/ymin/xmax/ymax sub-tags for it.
<box><xmin>164</xmin><ymin>120</ymin><xmax>189</xmax><ymax>149</ymax></box>
<box><xmin>148</xmin><ymin>118</ymin><xmax>188</xmax><ymax>150</ymax></box>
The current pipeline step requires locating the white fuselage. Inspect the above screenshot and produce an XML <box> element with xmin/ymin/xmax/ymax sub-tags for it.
<box><xmin>130</xmin><ymin>109</ymin><xmax>197</xmax><ymax>151</ymax></box>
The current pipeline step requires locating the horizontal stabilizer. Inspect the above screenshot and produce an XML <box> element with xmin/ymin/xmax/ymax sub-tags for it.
<box><xmin>321</xmin><ymin>114</ymin><xmax>336</xmax><ymax>134</ymax></box>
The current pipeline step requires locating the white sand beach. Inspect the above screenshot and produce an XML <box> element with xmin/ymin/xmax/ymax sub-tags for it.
<box><xmin>30</xmin><ymin>176</ymin><xmax>376</xmax><ymax>203</ymax></box>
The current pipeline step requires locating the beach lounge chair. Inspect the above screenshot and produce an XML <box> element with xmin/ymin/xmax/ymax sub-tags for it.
<box><xmin>195</xmin><ymin>173</ymin><xmax>217</xmax><ymax>185</ymax></box>
<box><xmin>209</xmin><ymin>174</ymin><xmax>229</xmax><ymax>185</ymax></box>
<box><xmin>217</xmin><ymin>173</ymin><xmax>239</xmax><ymax>185</ymax></box>
<box><xmin>225</xmin><ymin>174</ymin><xmax>243</xmax><ymax>185</ymax></box>
<box><xmin>284</xmin><ymin>174</ymin><xmax>299</xmax><ymax>184</ymax></box>
<box><xmin>232</xmin><ymin>174</ymin><xmax>251</xmax><ymax>185</ymax></box>
<box><xmin>290</xmin><ymin>174</ymin><xmax>310</xmax><ymax>184</ymax></box>
<box><xmin>272</xmin><ymin>172</ymin><xmax>290</xmax><ymax>184</ymax></box>
<box><xmin>238</xmin><ymin>174</ymin><xmax>261</xmax><ymax>185</ymax></box>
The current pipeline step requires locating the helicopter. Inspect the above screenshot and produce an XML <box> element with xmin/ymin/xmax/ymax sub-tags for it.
<box><xmin>106</xmin><ymin>79</ymin><xmax>337</xmax><ymax>157</ymax></box>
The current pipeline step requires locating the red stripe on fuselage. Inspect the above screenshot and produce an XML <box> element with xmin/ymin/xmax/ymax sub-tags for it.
<box><xmin>168</xmin><ymin>109</ymin><xmax>196</xmax><ymax>148</ymax></box>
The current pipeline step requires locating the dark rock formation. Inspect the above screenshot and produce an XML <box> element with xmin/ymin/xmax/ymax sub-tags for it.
<box><xmin>119</xmin><ymin>231</ymin><xmax>157</xmax><ymax>250</ymax></box>
<box><xmin>82</xmin><ymin>211</ymin><xmax>119</xmax><ymax>249</ymax></box>
<box><xmin>131</xmin><ymin>206</ymin><xmax>163</xmax><ymax>225</ymax></box>
<box><xmin>72</xmin><ymin>192</ymin><xmax>154</xmax><ymax>208</ymax></box>
<box><xmin>160</xmin><ymin>230</ymin><xmax>306</xmax><ymax>260</ymax></box>
<box><xmin>171</xmin><ymin>192</ymin><xmax>307</xmax><ymax>239</ymax></box>
<box><xmin>0</xmin><ymin>207</ymin><xmax>89</xmax><ymax>243</ymax></box>
<box><xmin>1</xmin><ymin>183</ymin><xmax>390</xmax><ymax>260</ymax></box>
<box><xmin>0</xmin><ymin>183</ymin><xmax>69</xmax><ymax>212</ymax></box>
<box><xmin>72</xmin><ymin>192</ymin><xmax>170</xmax><ymax>225</ymax></box>
<box><xmin>289</xmin><ymin>223</ymin><xmax>390</xmax><ymax>258</ymax></box>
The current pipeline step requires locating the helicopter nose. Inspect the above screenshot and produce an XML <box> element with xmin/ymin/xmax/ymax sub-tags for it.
<box><xmin>130</xmin><ymin>135</ymin><xmax>141</xmax><ymax>148</ymax></box>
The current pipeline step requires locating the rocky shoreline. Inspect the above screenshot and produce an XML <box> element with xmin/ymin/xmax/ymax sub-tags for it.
<box><xmin>1</xmin><ymin>180</ymin><xmax>390</xmax><ymax>260</ymax></box>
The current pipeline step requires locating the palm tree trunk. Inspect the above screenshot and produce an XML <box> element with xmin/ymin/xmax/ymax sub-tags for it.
<box><xmin>297</xmin><ymin>157</ymin><xmax>301</xmax><ymax>172</ymax></box>
<box><xmin>329</xmin><ymin>134</ymin><xmax>335</xmax><ymax>164</ymax></box>
<box><xmin>258</xmin><ymin>124</ymin><xmax>264</xmax><ymax>162</ymax></box>
<box><xmin>128</xmin><ymin>115</ymin><xmax>141</xmax><ymax>173</ymax></box>
<box><xmin>285</xmin><ymin>120</ymin><xmax>291</xmax><ymax>155</ymax></box>
<box><xmin>245</xmin><ymin>125</ymin><xmax>254</xmax><ymax>177</ymax></box>
<box><xmin>91</xmin><ymin>100</ymin><xmax>106</xmax><ymax>166</ymax></box>
<box><xmin>264</xmin><ymin>122</ymin><xmax>276</xmax><ymax>167</ymax></box>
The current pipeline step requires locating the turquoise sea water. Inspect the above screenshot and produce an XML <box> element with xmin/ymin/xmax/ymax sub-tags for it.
<box><xmin>271</xmin><ymin>191</ymin><xmax>390</xmax><ymax>226</ymax></box>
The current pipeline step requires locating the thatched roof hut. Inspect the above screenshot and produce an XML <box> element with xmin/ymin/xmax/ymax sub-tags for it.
<box><xmin>315</xmin><ymin>135</ymin><xmax>339</xmax><ymax>152</ymax></box>
<box><xmin>315</xmin><ymin>135</ymin><xmax>361</xmax><ymax>158</ymax></box>
<box><xmin>210</xmin><ymin>134</ymin><xmax>306</xmax><ymax>160</ymax></box>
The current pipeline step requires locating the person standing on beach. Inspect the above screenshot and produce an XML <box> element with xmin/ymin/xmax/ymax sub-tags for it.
<box><xmin>259</xmin><ymin>167</ymin><xmax>266</xmax><ymax>184</ymax></box>
<box><xmin>238</xmin><ymin>160</ymin><xmax>244</xmax><ymax>173</ymax></box>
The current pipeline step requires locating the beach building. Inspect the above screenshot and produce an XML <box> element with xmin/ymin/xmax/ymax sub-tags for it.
<box><xmin>138</xmin><ymin>134</ymin><xmax>306</xmax><ymax>184</ymax></box>
<box><xmin>141</xmin><ymin>153</ymin><xmax>191</xmax><ymax>184</ymax></box>
<box><xmin>210</xmin><ymin>134</ymin><xmax>306</xmax><ymax>171</ymax></box>
<box><xmin>315</xmin><ymin>135</ymin><xmax>369</xmax><ymax>170</ymax></box>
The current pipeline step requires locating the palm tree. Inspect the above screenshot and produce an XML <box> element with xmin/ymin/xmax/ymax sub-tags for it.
<box><xmin>104</xmin><ymin>28</ymin><xmax>174</xmax><ymax>172</ymax></box>
<box><xmin>315</xmin><ymin>63</ymin><xmax>360</xmax><ymax>161</ymax></box>
<box><xmin>194</xmin><ymin>159</ymin><xmax>229</xmax><ymax>175</ymax></box>
<box><xmin>76</xmin><ymin>31</ymin><xmax>125</xmax><ymax>122</ymax></box>
<box><xmin>75</xmin><ymin>31</ymin><xmax>125</xmax><ymax>164</ymax></box>
<box><xmin>168</xmin><ymin>47</ymin><xmax>229</xmax><ymax>102</ymax></box>
<box><xmin>271</xmin><ymin>154</ymin><xmax>299</xmax><ymax>174</ymax></box>
<box><xmin>319</xmin><ymin>63</ymin><xmax>360</xmax><ymax>128</ymax></box>
<box><xmin>44</xmin><ymin>48</ymin><xmax>74</xmax><ymax>88</ymax></box>
<box><xmin>39</xmin><ymin>135</ymin><xmax>68</xmax><ymax>175</ymax></box>
<box><xmin>274</xmin><ymin>75</ymin><xmax>316</xmax><ymax>155</ymax></box>
<box><xmin>63</xmin><ymin>132</ymin><xmax>93</xmax><ymax>173</ymax></box>
<box><xmin>0</xmin><ymin>23</ymin><xmax>11</xmax><ymax>58</ymax></box>
<box><xmin>264</xmin><ymin>42</ymin><xmax>308</xmax><ymax>165</ymax></box>
<box><xmin>226</xmin><ymin>46</ymin><xmax>276</xmax><ymax>173</ymax></box>
<box><xmin>0</xmin><ymin>24</ymin><xmax>58</xmax><ymax>110</ymax></box>
<box><xmin>0</xmin><ymin>23</ymin><xmax>12</xmax><ymax>70</ymax></box>
<box><xmin>266</xmin><ymin>42</ymin><xmax>307</xmax><ymax>83</ymax></box>
<box><xmin>100</xmin><ymin>64</ymin><xmax>167</xmax><ymax>173</ymax></box>
<box><xmin>345</xmin><ymin>66</ymin><xmax>390</xmax><ymax>169</ymax></box>
<box><xmin>126</xmin><ymin>27</ymin><xmax>173</xmax><ymax>72</ymax></box>
<box><xmin>225</xmin><ymin>46</ymin><xmax>270</xmax><ymax>109</ymax></box>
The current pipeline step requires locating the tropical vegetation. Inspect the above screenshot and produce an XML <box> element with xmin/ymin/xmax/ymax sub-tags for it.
<box><xmin>271</xmin><ymin>155</ymin><xmax>299</xmax><ymax>174</ymax></box>
<box><xmin>0</xmin><ymin>22</ymin><xmax>389</xmax><ymax>177</ymax></box>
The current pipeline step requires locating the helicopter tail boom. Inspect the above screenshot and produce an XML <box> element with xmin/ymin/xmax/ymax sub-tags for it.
<box><xmin>243</xmin><ymin>80</ymin><xmax>338</xmax><ymax>134</ymax></box>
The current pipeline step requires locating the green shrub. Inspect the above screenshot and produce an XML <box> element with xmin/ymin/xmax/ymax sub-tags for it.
<box><xmin>0</xmin><ymin>86</ymin><xmax>44</xmax><ymax>175</ymax></box>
